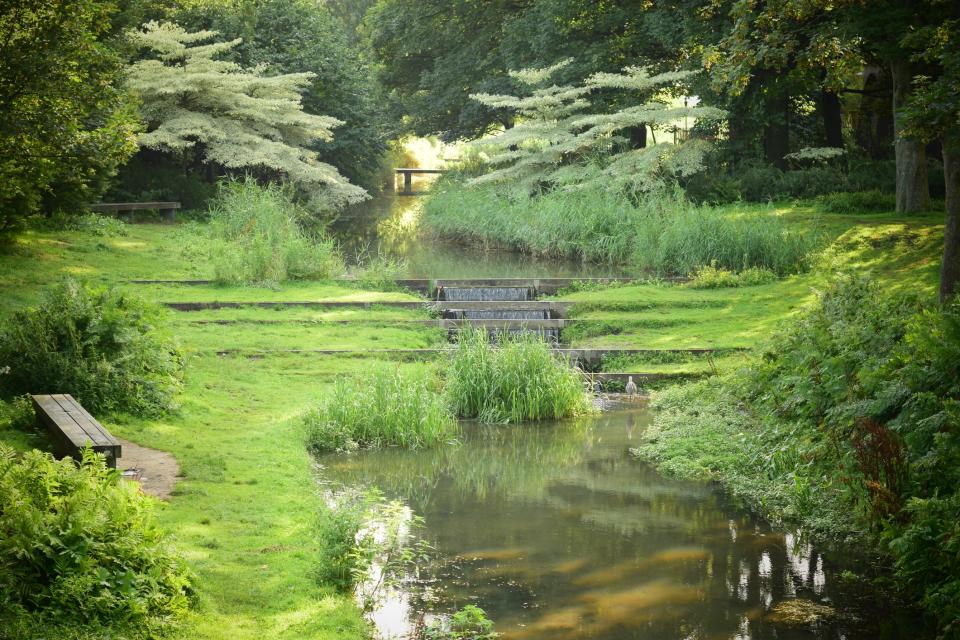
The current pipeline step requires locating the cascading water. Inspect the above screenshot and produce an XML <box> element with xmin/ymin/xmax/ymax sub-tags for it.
<box><xmin>440</xmin><ymin>286</ymin><xmax>533</xmax><ymax>302</ymax></box>
<box><xmin>442</xmin><ymin>309</ymin><xmax>550</xmax><ymax>321</ymax></box>
<box><xmin>437</xmin><ymin>284</ymin><xmax>560</xmax><ymax>343</ymax></box>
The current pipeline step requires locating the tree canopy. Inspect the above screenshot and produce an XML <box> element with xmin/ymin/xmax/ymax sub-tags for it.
<box><xmin>126</xmin><ymin>21</ymin><xmax>368</xmax><ymax>212</ymax></box>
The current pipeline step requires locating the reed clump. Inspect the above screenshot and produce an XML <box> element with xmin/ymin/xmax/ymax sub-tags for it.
<box><xmin>303</xmin><ymin>368</ymin><xmax>458</xmax><ymax>453</ymax></box>
<box><xmin>446</xmin><ymin>329</ymin><xmax>592</xmax><ymax>423</ymax></box>
<box><xmin>423</xmin><ymin>183</ymin><xmax>820</xmax><ymax>276</ymax></box>
<box><xmin>209</xmin><ymin>178</ymin><xmax>343</xmax><ymax>285</ymax></box>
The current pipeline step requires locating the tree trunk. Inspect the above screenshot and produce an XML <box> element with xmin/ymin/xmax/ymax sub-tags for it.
<box><xmin>941</xmin><ymin>139</ymin><xmax>960</xmax><ymax>303</ymax></box>
<box><xmin>891</xmin><ymin>60</ymin><xmax>930</xmax><ymax>213</ymax></box>
<box><xmin>820</xmin><ymin>89</ymin><xmax>843</xmax><ymax>148</ymax></box>
<box><xmin>763</xmin><ymin>90</ymin><xmax>790</xmax><ymax>169</ymax></box>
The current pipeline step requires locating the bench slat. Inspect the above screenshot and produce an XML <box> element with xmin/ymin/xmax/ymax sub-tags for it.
<box><xmin>31</xmin><ymin>394</ymin><xmax>121</xmax><ymax>468</ymax></box>
<box><xmin>51</xmin><ymin>394</ymin><xmax>117</xmax><ymax>446</ymax></box>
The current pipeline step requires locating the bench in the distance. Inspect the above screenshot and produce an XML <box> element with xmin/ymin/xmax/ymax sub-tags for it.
<box><xmin>89</xmin><ymin>201</ymin><xmax>181</xmax><ymax>223</ymax></box>
<box><xmin>31</xmin><ymin>394</ymin><xmax>121</xmax><ymax>469</ymax></box>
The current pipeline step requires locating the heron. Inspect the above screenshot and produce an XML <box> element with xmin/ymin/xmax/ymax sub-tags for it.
<box><xmin>625</xmin><ymin>376</ymin><xmax>638</xmax><ymax>398</ymax></box>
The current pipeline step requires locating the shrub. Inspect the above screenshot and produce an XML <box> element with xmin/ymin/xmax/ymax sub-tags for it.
<box><xmin>816</xmin><ymin>190</ymin><xmax>896</xmax><ymax>214</ymax></box>
<box><xmin>446</xmin><ymin>329</ymin><xmax>592</xmax><ymax>423</ymax></box>
<box><xmin>0</xmin><ymin>279</ymin><xmax>184</xmax><ymax>417</ymax></box>
<box><xmin>304</xmin><ymin>368</ymin><xmax>458</xmax><ymax>453</ymax></box>
<box><xmin>208</xmin><ymin>178</ymin><xmax>343</xmax><ymax>285</ymax></box>
<box><xmin>686</xmin><ymin>264</ymin><xmax>778</xmax><ymax>289</ymax></box>
<box><xmin>65</xmin><ymin>213</ymin><xmax>128</xmax><ymax>237</ymax></box>
<box><xmin>636</xmin><ymin>278</ymin><xmax>960</xmax><ymax>637</ymax></box>
<box><xmin>0</xmin><ymin>445</ymin><xmax>193</xmax><ymax>635</ymax></box>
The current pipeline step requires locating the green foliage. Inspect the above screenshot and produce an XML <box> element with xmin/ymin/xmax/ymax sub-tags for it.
<box><xmin>0</xmin><ymin>0</ymin><xmax>139</xmax><ymax>229</ymax></box>
<box><xmin>686</xmin><ymin>264</ymin><xmax>777</xmax><ymax>289</ymax></box>
<box><xmin>0</xmin><ymin>445</ymin><xmax>193</xmax><ymax>635</ymax></box>
<box><xmin>173</xmin><ymin>0</ymin><xmax>388</xmax><ymax>190</ymax></box>
<box><xmin>425</xmin><ymin>605</ymin><xmax>498</xmax><ymax>640</ymax></box>
<box><xmin>304</xmin><ymin>368</ymin><xmax>458</xmax><ymax>453</ymax></box>
<box><xmin>816</xmin><ymin>190</ymin><xmax>897</xmax><ymax>215</ymax></box>
<box><xmin>0</xmin><ymin>280</ymin><xmax>184</xmax><ymax>417</ymax></box>
<box><xmin>467</xmin><ymin>60</ymin><xmax>723</xmax><ymax>196</ymax></box>
<box><xmin>446</xmin><ymin>329</ymin><xmax>591</xmax><ymax>423</ymax></box>
<box><xmin>636</xmin><ymin>277</ymin><xmax>960</xmax><ymax>636</ymax></box>
<box><xmin>424</xmin><ymin>182</ymin><xmax>819</xmax><ymax>275</ymax></box>
<box><xmin>315</xmin><ymin>487</ymin><xmax>428</xmax><ymax>609</ymax></box>
<box><xmin>126</xmin><ymin>21</ymin><xmax>367</xmax><ymax>214</ymax></box>
<box><xmin>65</xmin><ymin>213</ymin><xmax>129</xmax><ymax>237</ymax></box>
<box><xmin>0</xmin><ymin>396</ymin><xmax>36</xmax><ymax>433</ymax></box>
<box><xmin>208</xmin><ymin>178</ymin><xmax>343</xmax><ymax>285</ymax></box>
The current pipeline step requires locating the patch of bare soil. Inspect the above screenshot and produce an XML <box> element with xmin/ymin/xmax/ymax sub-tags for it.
<box><xmin>117</xmin><ymin>438</ymin><xmax>181</xmax><ymax>500</ymax></box>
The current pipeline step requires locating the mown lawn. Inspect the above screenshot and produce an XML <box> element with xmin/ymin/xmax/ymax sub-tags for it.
<box><xmin>0</xmin><ymin>224</ymin><xmax>445</xmax><ymax>640</ymax></box>
<box><xmin>556</xmin><ymin>208</ymin><xmax>943</xmax><ymax>374</ymax></box>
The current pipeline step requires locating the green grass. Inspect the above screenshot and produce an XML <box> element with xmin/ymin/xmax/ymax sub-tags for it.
<box><xmin>304</xmin><ymin>367</ymin><xmax>458</xmax><ymax>453</ymax></box>
<box><xmin>446</xmin><ymin>329</ymin><xmax>592</xmax><ymax>423</ymax></box>
<box><xmin>0</xmin><ymin>221</ymin><xmax>444</xmax><ymax>640</ymax></box>
<box><xmin>422</xmin><ymin>183</ymin><xmax>822</xmax><ymax>274</ymax></box>
<box><xmin>554</xmin><ymin>211</ymin><xmax>943</xmax><ymax>353</ymax></box>
<box><xmin>0</xmin><ymin>200</ymin><xmax>947</xmax><ymax>638</ymax></box>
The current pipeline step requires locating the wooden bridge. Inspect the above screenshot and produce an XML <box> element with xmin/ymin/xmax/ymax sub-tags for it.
<box><xmin>395</xmin><ymin>168</ymin><xmax>443</xmax><ymax>195</ymax></box>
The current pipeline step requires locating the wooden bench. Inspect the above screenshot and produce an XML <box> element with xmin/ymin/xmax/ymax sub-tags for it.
<box><xmin>31</xmin><ymin>394</ymin><xmax>121</xmax><ymax>468</ymax></box>
<box><xmin>89</xmin><ymin>201</ymin><xmax>181</xmax><ymax>223</ymax></box>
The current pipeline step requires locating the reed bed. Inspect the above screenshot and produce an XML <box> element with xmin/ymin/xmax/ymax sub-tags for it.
<box><xmin>209</xmin><ymin>178</ymin><xmax>343</xmax><ymax>284</ymax></box>
<box><xmin>423</xmin><ymin>183</ymin><xmax>820</xmax><ymax>276</ymax></box>
<box><xmin>446</xmin><ymin>329</ymin><xmax>592</xmax><ymax>423</ymax></box>
<box><xmin>304</xmin><ymin>368</ymin><xmax>458</xmax><ymax>452</ymax></box>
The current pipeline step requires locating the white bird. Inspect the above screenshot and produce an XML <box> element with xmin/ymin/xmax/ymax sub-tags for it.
<box><xmin>625</xmin><ymin>376</ymin><xmax>638</xmax><ymax>398</ymax></box>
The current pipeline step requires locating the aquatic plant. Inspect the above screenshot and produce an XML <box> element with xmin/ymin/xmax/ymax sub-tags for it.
<box><xmin>445</xmin><ymin>329</ymin><xmax>592</xmax><ymax>423</ymax></box>
<box><xmin>424</xmin><ymin>605</ymin><xmax>497</xmax><ymax>640</ymax></box>
<box><xmin>303</xmin><ymin>368</ymin><xmax>458</xmax><ymax>453</ymax></box>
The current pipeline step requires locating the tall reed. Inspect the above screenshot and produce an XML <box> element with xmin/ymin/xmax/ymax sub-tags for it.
<box><xmin>209</xmin><ymin>178</ymin><xmax>343</xmax><ymax>284</ymax></box>
<box><xmin>304</xmin><ymin>368</ymin><xmax>458</xmax><ymax>453</ymax></box>
<box><xmin>422</xmin><ymin>183</ymin><xmax>820</xmax><ymax>275</ymax></box>
<box><xmin>446</xmin><ymin>329</ymin><xmax>592</xmax><ymax>423</ymax></box>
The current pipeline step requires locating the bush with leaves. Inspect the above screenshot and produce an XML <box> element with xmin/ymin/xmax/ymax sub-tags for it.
<box><xmin>0</xmin><ymin>445</ymin><xmax>194</xmax><ymax>636</ymax></box>
<box><xmin>635</xmin><ymin>277</ymin><xmax>960</xmax><ymax>636</ymax></box>
<box><xmin>0</xmin><ymin>280</ymin><xmax>183</xmax><ymax>417</ymax></box>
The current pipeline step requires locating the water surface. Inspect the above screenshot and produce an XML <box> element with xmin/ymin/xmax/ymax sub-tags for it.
<box><xmin>322</xmin><ymin>406</ymin><xmax>907</xmax><ymax>640</ymax></box>
<box><xmin>331</xmin><ymin>194</ymin><xmax>633</xmax><ymax>279</ymax></box>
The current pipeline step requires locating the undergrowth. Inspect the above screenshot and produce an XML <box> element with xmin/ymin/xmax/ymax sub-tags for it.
<box><xmin>0</xmin><ymin>446</ymin><xmax>194</xmax><ymax>638</ymax></box>
<box><xmin>633</xmin><ymin>277</ymin><xmax>960</xmax><ymax>636</ymax></box>
<box><xmin>0</xmin><ymin>279</ymin><xmax>183</xmax><ymax>417</ymax></box>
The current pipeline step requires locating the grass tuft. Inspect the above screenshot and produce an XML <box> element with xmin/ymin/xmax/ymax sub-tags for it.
<box><xmin>445</xmin><ymin>329</ymin><xmax>592</xmax><ymax>423</ymax></box>
<box><xmin>304</xmin><ymin>367</ymin><xmax>458</xmax><ymax>453</ymax></box>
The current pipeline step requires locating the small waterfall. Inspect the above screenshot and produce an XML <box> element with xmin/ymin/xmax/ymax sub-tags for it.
<box><xmin>442</xmin><ymin>309</ymin><xmax>550</xmax><ymax>321</ymax></box>
<box><xmin>437</xmin><ymin>281</ymin><xmax>561</xmax><ymax>343</ymax></box>
<box><xmin>440</xmin><ymin>286</ymin><xmax>533</xmax><ymax>302</ymax></box>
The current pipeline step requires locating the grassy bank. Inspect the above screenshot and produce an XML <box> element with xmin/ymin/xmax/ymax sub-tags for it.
<box><xmin>422</xmin><ymin>182</ymin><xmax>822</xmax><ymax>275</ymax></box>
<box><xmin>0</xmin><ymin>222</ymin><xmax>450</xmax><ymax>639</ymax></box>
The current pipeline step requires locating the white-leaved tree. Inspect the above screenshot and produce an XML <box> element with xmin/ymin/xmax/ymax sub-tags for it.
<box><xmin>468</xmin><ymin>60</ymin><xmax>726</xmax><ymax>195</ymax></box>
<box><xmin>126</xmin><ymin>22</ymin><xmax>368</xmax><ymax>212</ymax></box>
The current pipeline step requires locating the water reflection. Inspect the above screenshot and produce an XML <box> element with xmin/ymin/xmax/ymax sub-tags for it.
<box><xmin>330</xmin><ymin>195</ymin><xmax>633</xmax><ymax>278</ymax></box>
<box><xmin>320</xmin><ymin>408</ymin><xmax>905</xmax><ymax>640</ymax></box>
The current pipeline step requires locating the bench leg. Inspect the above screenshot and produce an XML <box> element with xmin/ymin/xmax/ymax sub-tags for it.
<box><xmin>162</xmin><ymin>208</ymin><xmax>175</xmax><ymax>223</ymax></box>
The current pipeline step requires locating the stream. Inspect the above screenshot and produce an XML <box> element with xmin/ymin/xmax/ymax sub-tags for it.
<box><xmin>321</xmin><ymin>406</ymin><xmax>906</xmax><ymax>640</ymax></box>
<box><xmin>322</xmin><ymin>195</ymin><xmax>911</xmax><ymax>639</ymax></box>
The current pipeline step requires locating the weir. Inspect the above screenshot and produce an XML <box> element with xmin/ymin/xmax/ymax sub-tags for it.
<box><xmin>437</xmin><ymin>284</ymin><xmax>560</xmax><ymax>342</ymax></box>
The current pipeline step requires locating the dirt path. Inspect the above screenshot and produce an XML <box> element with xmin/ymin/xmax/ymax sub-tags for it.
<box><xmin>117</xmin><ymin>438</ymin><xmax>180</xmax><ymax>500</ymax></box>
